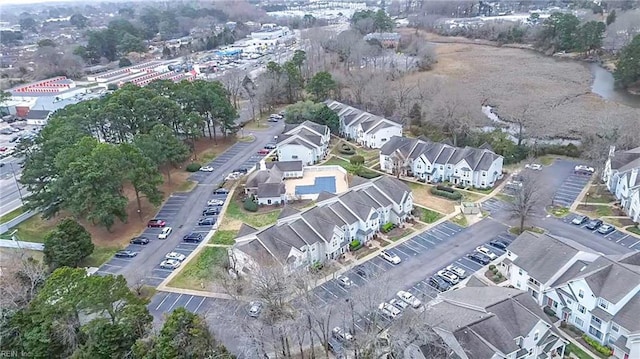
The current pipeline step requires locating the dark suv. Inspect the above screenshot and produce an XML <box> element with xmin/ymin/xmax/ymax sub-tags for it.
<box><xmin>183</xmin><ymin>233</ymin><xmax>203</xmax><ymax>243</ymax></box>
<box><xmin>586</xmin><ymin>219</ymin><xmax>603</xmax><ymax>230</ymax></box>
<box><xmin>467</xmin><ymin>252</ymin><xmax>491</xmax><ymax>265</ymax></box>
<box><xmin>428</xmin><ymin>276</ymin><xmax>451</xmax><ymax>292</ymax></box>
<box><xmin>202</xmin><ymin>207</ymin><xmax>220</xmax><ymax>216</ymax></box>
<box><xmin>198</xmin><ymin>217</ymin><xmax>216</xmax><ymax>226</ymax></box>
<box><xmin>130</xmin><ymin>236</ymin><xmax>150</xmax><ymax>245</ymax></box>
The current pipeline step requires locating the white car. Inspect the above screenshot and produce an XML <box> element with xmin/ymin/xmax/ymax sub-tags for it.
<box><xmin>332</xmin><ymin>327</ymin><xmax>354</xmax><ymax>342</ymax></box>
<box><xmin>397</xmin><ymin>290</ymin><xmax>422</xmax><ymax>308</ymax></box>
<box><xmin>165</xmin><ymin>252</ymin><xmax>186</xmax><ymax>261</ymax></box>
<box><xmin>207</xmin><ymin>199</ymin><xmax>224</xmax><ymax>206</ymax></box>
<box><xmin>160</xmin><ymin>259</ymin><xmax>181</xmax><ymax>269</ymax></box>
<box><xmin>525</xmin><ymin>163</ymin><xmax>542</xmax><ymax>170</ymax></box>
<box><xmin>337</xmin><ymin>275</ymin><xmax>353</xmax><ymax>287</ymax></box>
<box><xmin>379</xmin><ymin>250</ymin><xmax>401</xmax><ymax>265</ymax></box>
<box><xmin>574</xmin><ymin>165</ymin><xmax>595</xmax><ymax>174</ymax></box>
<box><xmin>200</xmin><ymin>166</ymin><xmax>214</xmax><ymax>172</ymax></box>
<box><xmin>445</xmin><ymin>265</ymin><xmax>467</xmax><ymax>279</ymax></box>
<box><xmin>437</xmin><ymin>270</ymin><xmax>459</xmax><ymax>285</ymax></box>
<box><xmin>389</xmin><ymin>298</ymin><xmax>409</xmax><ymax>311</ymax></box>
<box><xmin>475</xmin><ymin>246</ymin><xmax>497</xmax><ymax>260</ymax></box>
<box><xmin>158</xmin><ymin>227</ymin><xmax>173</xmax><ymax>239</ymax></box>
<box><xmin>378</xmin><ymin>302</ymin><xmax>401</xmax><ymax>319</ymax></box>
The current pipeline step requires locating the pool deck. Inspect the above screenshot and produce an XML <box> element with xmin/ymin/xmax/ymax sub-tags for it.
<box><xmin>285</xmin><ymin>167</ymin><xmax>349</xmax><ymax>197</ymax></box>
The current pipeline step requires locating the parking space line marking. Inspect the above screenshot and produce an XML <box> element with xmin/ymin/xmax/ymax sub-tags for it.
<box><xmin>183</xmin><ymin>295</ymin><xmax>194</xmax><ymax>310</ymax></box>
<box><xmin>615</xmin><ymin>235</ymin><xmax>629</xmax><ymax>243</ymax></box>
<box><xmin>394</xmin><ymin>246</ymin><xmax>412</xmax><ymax>257</ymax></box>
<box><xmin>167</xmin><ymin>294</ymin><xmax>183</xmax><ymax>311</ymax></box>
<box><xmin>313</xmin><ymin>292</ymin><xmax>328</xmax><ymax>304</ymax></box>
<box><xmin>319</xmin><ymin>285</ymin><xmax>339</xmax><ymax>298</ymax></box>
<box><xmin>400</xmin><ymin>242</ymin><xmax>421</xmax><ymax>253</ymax></box>
<box><xmin>406</xmin><ymin>240</ymin><xmax>427</xmax><ymax>251</ymax></box>
<box><xmin>334</xmin><ymin>283</ymin><xmax>349</xmax><ymax>293</ymax></box>
<box><xmin>433</xmin><ymin>229</ymin><xmax>451</xmax><ymax>238</ymax></box>
<box><xmin>410</xmin><ymin>238</ymin><xmax>431</xmax><ymax>250</ymax></box>
<box><xmin>629</xmin><ymin>241</ymin><xmax>640</xmax><ymax>249</ymax></box>
<box><xmin>454</xmin><ymin>260</ymin><xmax>475</xmax><ymax>272</ymax></box>
<box><xmin>155</xmin><ymin>293</ymin><xmax>170</xmax><ymax>311</ymax></box>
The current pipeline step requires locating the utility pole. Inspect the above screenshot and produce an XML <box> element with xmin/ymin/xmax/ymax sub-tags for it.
<box><xmin>9</xmin><ymin>162</ymin><xmax>24</xmax><ymax>204</ymax></box>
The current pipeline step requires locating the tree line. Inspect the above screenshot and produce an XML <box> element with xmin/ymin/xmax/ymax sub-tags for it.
<box><xmin>19</xmin><ymin>80</ymin><xmax>237</xmax><ymax>230</ymax></box>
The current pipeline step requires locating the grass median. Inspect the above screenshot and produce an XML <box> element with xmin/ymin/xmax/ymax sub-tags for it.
<box><xmin>210</xmin><ymin>230</ymin><xmax>237</xmax><ymax>245</ymax></box>
<box><xmin>169</xmin><ymin>247</ymin><xmax>228</xmax><ymax>290</ymax></box>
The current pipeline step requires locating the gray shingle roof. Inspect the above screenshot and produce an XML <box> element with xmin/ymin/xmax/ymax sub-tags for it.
<box><xmin>26</xmin><ymin>109</ymin><xmax>51</xmax><ymax>119</ymax></box>
<box><xmin>381</xmin><ymin>136</ymin><xmax>502</xmax><ymax>171</ymax></box>
<box><xmin>257</xmin><ymin>182</ymin><xmax>285</xmax><ymax>198</ymax></box>
<box><xmin>326</xmin><ymin>99</ymin><xmax>401</xmax><ymax>133</ymax></box>
<box><xmin>237</xmin><ymin>223</ymin><xmax>258</xmax><ymax>237</ymax></box>
<box><xmin>577</xmin><ymin>256</ymin><xmax>640</xmax><ymax>304</ymax></box>
<box><xmin>610</xmin><ymin>146</ymin><xmax>640</xmax><ymax>172</ymax></box>
<box><xmin>316</xmin><ymin>191</ymin><xmax>336</xmax><ymax>202</ymax></box>
<box><xmin>266</xmin><ymin>160</ymin><xmax>303</xmax><ymax>172</ymax></box>
<box><xmin>278</xmin><ymin>206</ymin><xmax>300</xmax><ymax>220</ymax></box>
<box><xmin>508</xmin><ymin>232</ymin><xmax>579</xmax><ymax>283</ymax></box>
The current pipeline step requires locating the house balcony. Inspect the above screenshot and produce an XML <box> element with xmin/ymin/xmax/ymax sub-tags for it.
<box><xmin>527</xmin><ymin>278</ymin><xmax>541</xmax><ymax>290</ymax></box>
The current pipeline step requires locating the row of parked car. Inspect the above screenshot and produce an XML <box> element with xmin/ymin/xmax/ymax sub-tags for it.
<box><xmin>571</xmin><ymin>215</ymin><xmax>615</xmax><ymax>235</ymax></box>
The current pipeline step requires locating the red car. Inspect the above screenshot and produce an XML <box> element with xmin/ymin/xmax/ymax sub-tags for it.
<box><xmin>0</xmin><ymin>147</ymin><xmax>7</xmax><ymax>152</ymax></box>
<box><xmin>257</xmin><ymin>149</ymin><xmax>270</xmax><ymax>155</ymax></box>
<box><xmin>147</xmin><ymin>219</ymin><xmax>166</xmax><ymax>228</ymax></box>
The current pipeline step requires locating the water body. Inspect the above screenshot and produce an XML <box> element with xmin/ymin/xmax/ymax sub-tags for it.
<box><xmin>588</xmin><ymin>63</ymin><xmax>640</xmax><ymax>108</ymax></box>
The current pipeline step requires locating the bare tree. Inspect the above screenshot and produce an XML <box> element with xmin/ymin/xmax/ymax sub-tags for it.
<box><xmin>219</xmin><ymin>69</ymin><xmax>245</xmax><ymax>110</ymax></box>
<box><xmin>428</xmin><ymin>83</ymin><xmax>480</xmax><ymax>147</ymax></box>
<box><xmin>509</xmin><ymin>172</ymin><xmax>541</xmax><ymax>233</ymax></box>
<box><xmin>0</xmin><ymin>248</ymin><xmax>48</xmax><ymax>310</ymax></box>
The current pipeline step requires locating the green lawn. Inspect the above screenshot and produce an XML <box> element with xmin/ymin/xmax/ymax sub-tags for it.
<box><xmin>509</xmin><ymin>226</ymin><xmax>545</xmax><ymax>235</ymax></box>
<box><xmin>0</xmin><ymin>207</ymin><xmax>24</xmax><ymax>223</ymax></box>
<box><xmin>321</xmin><ymin>156</ymin><xmax>380</xmax><ymax>179</ymax></box>
<box><xmin>226</xmin><ymin>200</ymin><xmax>280</xmax><ymax>228</ymax></box>
<box><xmin>595</xmin><ymin>206</ymin><xmax>613</xmax><ymax>217</ymax></box>
<box><xmin>538</xmin><ymin>155</ymin><xmax>557</xmax><ymax>166</ymax></box>
<box><xmin>81</xmin><ymin>246</ymin><xmax>119</xmax><ymax>267</ymax></box>
<box><xmin>565</xmin><ymin>343</ymin><xmax>593</xmax><ymax>359</ymax></box>
<box><xmin>210</xmin><ymin>230</ymin><xmax>237</xmax><ymax>245</ymax></box>
<box><xmin>462</xmin><ymin>191</ymin><xmax>484</xmax><ymax>202</ymax></box>
<box><xmin>388</xmin><ymin>228</ymin><xmax>414</xmax><ymax>241</ymax></box>
<box><xmin>451</xmin><ymin>214</ymin><xmax>469</xmax><ymax>227</ymax></box>
<box><xmin>169</xmin><ymin>247</ymin><xmax>228</xmax><ymax>290</ymax></box>
<box><xmin>549</xmin><ymin>206</ymin><xmax>570</xmax><ymax>218</ymax></box>
<box><xmin>416</xmin><ymin>207</ymin><xmax>443</xmax><ymax>223</ymax></box>
<box><xmin>14</xmin><ymin>215</ymin><xmax>58</xmax><ymax>243</ymax></box>
<box><xmin>176</xmin><ymin>180</ymin><xmax>196</xmax><ymax>192</ymax></box>
<box><xmin>584</xmin><ymin>191</ymin><xmax>616</xmax><ymax>204</ymax></box>
<box><xmin>626</xmin><ymin>226</ymin><xmax>640</xmax><ymax>236</ymax></box>
<box><xmin>466</xmin><ymin>187</ymin><xmax>493</xmax><ymax>195</ymax></box>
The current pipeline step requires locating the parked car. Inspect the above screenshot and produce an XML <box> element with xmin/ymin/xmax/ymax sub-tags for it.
<box><xmin>267</xmin><ymin>117</ymin><xmax>279</xmax><ymax>123</ymax></box>
<box><xmin>355</xmin><ymin>265</ymin><xmax>369</xmax><ymax>278</ymax></box>
<box><xmin>165</xmin><ymin>252</ymin><xmax>186</xmax><ymax>261</ymax></box>
<box><xmin>213</xmin><ymin>188</ymin><xmax>229</xmax><ymax>195</ymax></box>
<box><xmin>202</xmin><ymin>207</ymin><xmax>220</xmax><ymax>216</ymax></box>
<box><xmin>572</xmin><ymin>215</ymin><xmax>589</xmax><ymax>225</ymax></box>
<box><xmin>233</xmin><ymin>167</ymin><xmax>249</xmax><ymax>174</ymax></box>
<box><xmin>160</xmin><ymin>259</ymin><xmax>181</xmax><ymax>269</ymax></box>
<box><xmin>586</xmin><ymin>219</ymin><xmax>603</xmax><ymax>230</ymax></box>
<box><xmin>489</xmin><ymin>239</ymin><xmax>509</xmax><ymax>250</ymax></box>
<box><xmin>379</xmin><ymin>250</ymin><xmax>401</xmax><ymax>265</ymax></box>
<box><xmin>336</xmin><ymin>275</ymin><xmax>353</xmax><ymax>287</ymax></box>
<box><xmin>475</xmin><ymin>246</ymin><xmax>498</xmax><ymax>260</ymax></box>
<box><xmin>467</xmin><ymin>252</ymin><xmax>491</xmax><ymax>265</ymax></box>
<box><xmin>270</xmin><ymin>113</ymin><xmax>283</xmax><ymax>119</ymax></box>
<box><xmin>115</xmin><ymin>250</ymin><xmax>137</xmax><ymax>258</ymax></box>
<box><xmin>158</xmin><ymin>227</ymin><xmax>173</xmax><ymax>239</ymax></box>
<box><xmin>257</xmin><ymin>149</ymin><xmax>270</xmax><ymax>155</ymax></box>
<box><xmin>332</xmin><ymin>327</ymin><xmax>354</xmax><ymax>342</ymax></box>
<box><xmin>428</xmin><ymin>276</ymin><xmax>452</xmax><ymax>292</ymax></box>
<box><xmin>437</xmin><ymin>270</ymin><xmax>459</xmax><ymax>285</ymax></box>
<box><xmin>378</xmin><ymin>302</ymin><xmax>401</xmax><ymax>319</ymax></box>
<box><xmin>200</xmin><ymin>166</ymin><xmax>214</xmax><ymax>172</ymax></box>
<box><xmin>263</xmin><ymin>143</ymin><xmax>276</xmax><ymax>150</ymax></box>
<box><xmin>130</xmin><ymin>236</ymin><xmax>150</xmax><ymax>245</ymax></box>
<box><xmin>389</xmin><ymin>298</ymin><xmax>409</xmax><ymax>311</ymax></box>
<box><xmin>198</xmin><ymin>217</ymin><xmax>216</xmax><ymax>226</ymax></box>
<box><xmin>445</xmin><ymin>265</ymin><xmax>467</xmax><ymax>279</ymax></box>
<box><xmin>207</xmin><ymin>199</ymin><xmax>224</xmax><ymax>206</ymax></box>
<box><xmin>397</xmin><ymin>290</ymin><xmax>422</xmax><ymax>308</ymax></box>
<box><xmin>183</xmin><ymin>232</ymin><xmax>203</xmax><ymax>243</ymax></box>
<box><xmin>597</xmin><ymin>224</ymin><xmax>615</xmax><ymax>235</ymax></box>
<box><xmin>506</xmin><ymin>180</ymin><xmax>523</xmax><ymax>190</ymax></box>
<box><xmin>248</xmin><ymin>301</ymin><xmax>263</xmax><ymax>318</ymax></box>
<box><xmin>147</xmin><ymin>219</ymin><xmax>166</xmax><ymax>228</ymax></box>
<box><xmin>574</xmin><ymin>165</ymin><xmax>595</xmax><ymax>174</ymax></box>
<box><xmin>525</xmin><ymin>163</ymin><xmax>542</xmax><ymax>170</ymax></box>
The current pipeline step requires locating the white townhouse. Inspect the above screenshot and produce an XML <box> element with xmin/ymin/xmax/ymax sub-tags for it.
<box><xmin>276</xmin><ymin>121</ymin><xmax>330</xmax><ymax>165</ymax></box>
<box><xmin>379</xmin><ymin>136</ymin><xmax>503</xmax><ymax>189</ymax></box>
<box><xmin>407</xmin><ymin>286</ymin><xmax>567</xmax><ymax>359</ymax></box>
<box><xmin>602</xmin><ymin>146</ymin><xmax>640</xmax><ymax>223</ymax></box>
<box><xmin>230</xmin><ymin>176</ymin><xmax>413</xmax><ymax>274</ymax></box>
<box><xmin>505</xmin><ymin>231</ymin><xmax>640</xmax><ymax>359</ymax></box>
<box><xmin>325</xmin><ymin>100</ymin><xmax>403</xmax><ymax>149</ymax></box>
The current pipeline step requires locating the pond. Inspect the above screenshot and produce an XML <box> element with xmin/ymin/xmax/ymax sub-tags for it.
<box><xmin>588</xmin><ymin>63</ymin><xmax>640</xmax><ymax>108</ymax></box>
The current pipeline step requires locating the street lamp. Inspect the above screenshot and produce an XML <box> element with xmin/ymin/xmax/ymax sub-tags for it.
<box><xmin>585</xmin><ymin>192</ymin><xmax>590</xmax><ymax>207</ymax></box>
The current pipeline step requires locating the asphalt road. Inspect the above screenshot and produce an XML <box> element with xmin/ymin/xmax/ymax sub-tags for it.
<box><xmin>0</xmin><ymin>156</ymin><xmax>27</xmax><ymax>216</ymax></box>
<box><xmin>95</xmin><ymin>121</ymin><xmax>284</xmax><ymax>286</ymax></box>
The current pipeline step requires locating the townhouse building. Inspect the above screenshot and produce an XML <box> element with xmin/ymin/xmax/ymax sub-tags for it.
<box><xmin>379</xmin><ymin>136</ymin><xmax>503</xmax><ymax>188</ymax></box>
<box><xmin>230</xmin><ymin>176</ymin><xmax>413</xmax><ymax>273</ymax></box>
<box><xmin>325</xmin><ymin>100</ymin><xmax>403</xmax><ymax>149</ymax></box>
<box><xmin>505</xmin><ymin>231</ymin><xmax>640</xmax><ymax>359</ymax></box>
<box><xmin>276</xmin><ymin>121</ymin><xmax>331</xmax><ymax>165</ymax></box>
<box><xmin>602</xmin><ymin>146</ymin><xmax>640</xmax><ymax>223</ymax></box>
<box><xmin>407</xmin><ymin>286</ymin><xmax>567</xmax><ymax>359</ymax></box>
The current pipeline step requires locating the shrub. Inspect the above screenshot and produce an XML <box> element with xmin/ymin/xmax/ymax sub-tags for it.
<box><xmin>339</xmin><ymin>144</ymin><xmax>355</xmax><ymax>155</ymax></box>
<box><xmin>381</xmin><ymin>222</ymin><xmax>394</xmax><ymax>233</ymax></box>
<box><xmin>543</xmin><ymin>306</ymin><xmax>557</xmax><ymax>318</ymax></box>
<box><xmin>186</xmin><ymin>162</ymin><xmax>201</xmax><ymax>172</ymax></box>
<box><xmin>492</xmin><ymin>275</ymin><xmax>501</xmax><ymax>282</ymax></box>
<box><xmin>491</xmin><ymin>268</ymin><xmax>499</xmax><ymax>275</ymax></box>
<box><xmin>356</xmin><ymin>168</ymin><xmax>380</xmax><ymax>179</ymax></box>
<box><xmin>581</xmin><ymin>335</ymin><xmax>613</xmax><ymax>356</ymax></box>
<box><xmin>243</xmin><ymin>198</ymin><xmax>258</xmax><ymax>212</ymax></box>
<box><xmin>350</xmin><ymin>155</ymin><xmax>365</xmax><ymax>166</ymax></box>
<box><xmin>349</xmin><ymin>240</ymin><xmax>362</xmax><ymax>251</ymax></box>
<box><xmin>436</xmin><ymin>185</ymin><xmax>455</xmax><ymax>193</ymax></box>
<box><xmin>538</xmin><ymin>143</ymin><xmax>581</xmax><ymax>158</ymax></box>
<box><xmin>488</xmin><ymin>264</ymin><xmax>496</xmax><ymax>270</ymax></box>
<box><xmin>430</xmin><ymin>187</ymin><xmax>463</xmax><ymax>200</ymax></box>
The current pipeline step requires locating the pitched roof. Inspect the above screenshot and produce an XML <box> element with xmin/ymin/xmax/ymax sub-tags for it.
<box><xmin>266</xmin><ymin>160</ymin><xmax>303</xmax><ymax>172</ymax></box>
<box><xmin>278</xmin><ymin>206</ymin><xmax>300</xmax><ymax>220</ymax></box>
<box><xmin>257</xmin><ymin>182</ymin><xmax>285</xmax><ymax>198</ymax></box>
<box><xmin>325</xmin><ymin>100</ymin><xmax>401</xmax><ymax>133</ymax></box>
<box><xmin>610</xmin><ymin>146</ymin><xmax>640</xmax><ymax>172</ymax></box>
<box><xmin>508</xmin><ymin>232</ymin><xmax>580</xmax><ymax>283</ymax></box>
<box><xmin>26</xmin><ymin>109</ymin><xmax>51</xmax><ymax>119</ymax></box>
<box><xmin>316</xmin><ymin>191</ymin><xmax>336</xmax><ymax>202</ymax></box>
<box><xmin>612</xmin><ymin>293</ymin><xmax>640</xmax><ymax>331</ymax></box>
<box><xmin>237</xmin><ymin>223</ymin><xmax>258</xmax><ymax>237</ymax></box>
<box><xmin>381</xmin><ymin>136</ymin><xmax>502</xmax><ymax>171</ymax></box>
<box><xmin>277</xmin><ymin>121</ymin><xmax>328</xmax><ymax>150</ymax></box>
<box><xmin>425</xmin><ymin>287</ymin><xmax>559</xmax><ymax>357</ymax></box>
<box><xmin>576</xmin><ymin>256</ymin><xmax>640</xmax><ymax>304</ymax></box>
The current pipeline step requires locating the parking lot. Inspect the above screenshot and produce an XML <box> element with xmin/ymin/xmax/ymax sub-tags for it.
<box><xmin>96</xmin><ymin>191</ymin><xmax>229</xmax><ymax>286</ymax></box>
<box><xmin>189</xmin><ymin>141</ymin><xmax>254</xmax><ymax>183</ymax></box>
<box><xmin>149</xmin><ymin>292</ymin><xmax>212</xmax><ymax>318</ymax></box>
<box><xmin>552</xmin><ymin>172</ymin><xmax>592</xmax><ymax>208</ymax></box>
<box><xmin>482</xmin><ymin>197</ymin><xmax>509</xmax><ymax>214</ymax></box>
<box><xmin>562</xmin><ymin>213</ymin><xmax>640</xmax><ymax>250</ymax></box>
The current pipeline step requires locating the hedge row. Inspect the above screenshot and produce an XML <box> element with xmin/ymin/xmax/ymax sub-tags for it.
<box><xmin>430</xmin><ymin>187</ymin><xmax>463</xmax><ymax>200</ymax></box>
<box><xmin>186</xmin><ymin>162</ymin><xmax>201</xmax><ymax>172</ymax></box>
<box><xmin>339</xmin><ymin>144</ymin><xmax>355</xmax><ymax>155</ymax></box>
<box><xmin>581</xmin><ymin>334</ymin><xmax>613</xmax><ymax>357</ymax></box>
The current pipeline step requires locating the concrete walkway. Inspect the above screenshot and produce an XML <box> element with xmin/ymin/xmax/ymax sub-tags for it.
<box><xmin>0</xmin><ymin>238</ymin><xmax>43</xmax><ymax>251</ymax></box>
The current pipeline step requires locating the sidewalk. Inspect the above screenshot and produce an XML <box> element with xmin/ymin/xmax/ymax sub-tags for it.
<box><xmin>0</xmin><ymin>238</ymin><xmax>43</xmax><ymax>251</ymax></box>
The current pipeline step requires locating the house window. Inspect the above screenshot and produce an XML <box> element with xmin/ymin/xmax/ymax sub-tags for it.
<box><xmin>267</xmin><ymin>199</ymin><xmax>272</xmax><ymax>204</ymax></box>
<box><xmin>567</xmin><ymin>299</ymin><xmax>572</xmax><ymax>305</ymax></box>
<box><xmin>291</xmin><ymin>155</ymin><xmax>298</xmax><ymax>159</ymax></box>
<box><xmin>575</xmin><ymin>317</ymin><xmax>584</xmax><ymax>327</ymax></box>
<box><xmin>381</xmin><ymin>138</ymin><xmax>387</xmax><ymax>142</ymax></box>
<box><xmin>598</xmin><ymin>299</ymin><xmax>609</xmax><ymax>310</ymax></box>
<box><xmin>612</xmin><ymin>324</ymin><xmax>619</xmax><ymax>332</ymax></box>
<box><xmin>579</xmin><ymin>289</ymin><xmax>585</xmax><ymax>298</ymax></box>
<box><xmin>482</xmin><ymin>172</ymin><xmax>486</xmax><ymax>176</ymax></box>
<box><xmin>518</xmin><ymin>268</ymin><xmax>523</xmax><ymax>275</ymax></box>
<box><xmin>427</xmin><ymin>166</ymin><xmax>431</xmax><ymax>171</ymax></box>
<box><xmin>534</xmin><ymin>331</ymin><xmax>539</xmax><ymax>341</ymax></box>
<box><xmin>578</xmin><ymin>305</ymin><xmax>586</xmax><ymax>314</ymax></box>
<box><xmin>528</xmin><ymin>349</ymin><xmax>533</xmax><ymax>355</ymax></box>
